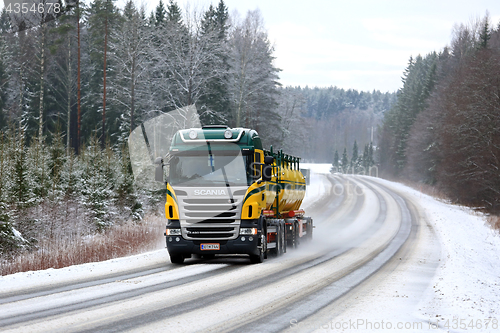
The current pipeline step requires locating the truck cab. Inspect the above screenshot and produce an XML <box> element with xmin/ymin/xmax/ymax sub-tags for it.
<box><xmin>158</xmin><ymin>125</ymin><xmax>312</xmax><ymax>264</ymax></box>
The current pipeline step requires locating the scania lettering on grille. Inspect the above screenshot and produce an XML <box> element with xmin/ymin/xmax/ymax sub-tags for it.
<box><xmin>193</xmin><ymin>189</ymin><xmax>227</xmax><ymax>195</ymax></box>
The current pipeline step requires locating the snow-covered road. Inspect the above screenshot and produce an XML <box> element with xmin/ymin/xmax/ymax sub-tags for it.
<box><xmin>1</xmin><ymin>165</ymin><xmax>499</xmax><ymax>333</ymax></box>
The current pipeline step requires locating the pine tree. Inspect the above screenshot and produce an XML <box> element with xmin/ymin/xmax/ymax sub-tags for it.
<box><xmin>362</xmin><ymin>144</ymin><xmax>369</xmax><ymax>173</ymax></box>
<box><xmin>48</xmin><ymin>129</ymin><xmax>67</xmax><ymax>201</ymax></box>
<box><xmin>340</xmin><ymin>148</ymin><xmax>349</xmax><ymax>174</ymax></box>
<box><xmin>350</xmin><ymin>140</ymin><xmax>359</xmax><ymax>173</ymax></box>
<box><xmin>80</xmin><ymin>135</ymin><xmax>113</xmax><ymax>231</ymax></box>
<box><xmin>166</xmin><ymin>0</ymin><xmax>183</xmax><ymax>26</ymax></box>
<box><xmin>116</xmin><ymin>144</ymin><xmax>143</xmax><ymax>220</ymax></box>
<box><xmin>198</xmin><ymin>1</ymin><xmax>230</xmax><ymax>124</ymax></box>
<box><xmin>331</xmin><ymin>149</ymin><xmax>339</xmax><ymax>173</ymax></box>
<box><xmin>0</xmin><ymin>132</ymin><xmax>17</xmax><ymax>254</ymax></box>
<box><xmin>10</xmin><ymin>127</ymin><xmax>34</xmax><ymax>211</ymax></box>
<box><xmin>154</xmin><ymin>0</ymin><xmax>166</xmax><ymax>26</ymax></box>
<box><xmin>479</xmin><ymin>14</ymin><xmax>491</xmax><ymax>49</ymax></box>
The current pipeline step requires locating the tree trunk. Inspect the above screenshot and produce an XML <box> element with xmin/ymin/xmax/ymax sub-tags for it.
<box><xmin>102</xmin><ymin>5</ymin><xmax>108</xmax><ymax>147</ymax></box>
<box><xmin>38</xmin><ymin>25</ymin><xmax>45</xmax><ymax>142</ymax></box>
<box><xmin>77</xmin><ymin>2</ymin><xmax>82</xmax><ymax>153</ymax></box>
<box><xmin>67</xmin><ymin>37</ymin><xmax>72</xmax><ymax>155</ymax></box>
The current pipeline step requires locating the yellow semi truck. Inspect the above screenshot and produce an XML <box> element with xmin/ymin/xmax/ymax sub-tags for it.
<box><xmin>155</xmin><ymin>125</ymin><xmax>313</xmax><ymax>264</ymax></box>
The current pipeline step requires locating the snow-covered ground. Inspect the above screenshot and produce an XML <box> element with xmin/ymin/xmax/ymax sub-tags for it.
<box><xmin>379</xmin><ymin>177</ymin><xmax>500</xmax><ymax>330</ymax></box>
<box><xmin>2</xmin><ymin>164</ymin><xmax>500</xmax><ymax>333</ymax></box>
<box><xmin>311</xmin><ymin>176</ymin><xmax>500</xmax><ymax>332</ymax></box>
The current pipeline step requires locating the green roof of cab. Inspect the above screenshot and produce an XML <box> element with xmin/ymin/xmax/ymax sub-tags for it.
<box><xmin>170</xmin><ymin>127</ymin><xmax>263</xmax><ymax>151</ymax></box>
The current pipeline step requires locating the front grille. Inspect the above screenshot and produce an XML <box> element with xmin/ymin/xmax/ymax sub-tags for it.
<box><xmin>178</xmin><ymin>189</ymin><xmax>244</xmax><ymax>240</ymax></box>
<box><xmin>181</xmin><ymin>196</ymin><xmax>240</xmax><ymax>224</ymax></box>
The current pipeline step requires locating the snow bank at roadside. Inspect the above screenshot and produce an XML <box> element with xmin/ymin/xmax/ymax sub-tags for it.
<box><xmin>1</xmin><ymin>249</ymin><xmax>170</xmax><ymax>294</ymax></box>
<box><xmin>370</xmin><ymin>177</ymin><xmax>500</xmax><ymax>330</ymax></box>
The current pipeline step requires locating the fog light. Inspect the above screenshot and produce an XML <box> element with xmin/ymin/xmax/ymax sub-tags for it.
<box><xmin>169</xmin><ymin>237</ymin><xmax>172</xmax><ymax>242</ymax></box>
<box><xmin>249</xmin><ymin>237</ymin><xmax>253</xmax><ymax>241</ymax></box>
<box><xmin>241</xmin><ymin>236</ymin><xmax>246</xmax><ymax>241</ymax></box>
<box><xmin>175</xmin><ymin>237</ymin><xmax>180</xmax><ymax>242</ymax></box>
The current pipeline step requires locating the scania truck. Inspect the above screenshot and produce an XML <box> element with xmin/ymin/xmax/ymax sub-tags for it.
<box><xmin>154</xmin><ymin>125</ymin><xmax>313</xmax><ymax>264</ymax></box>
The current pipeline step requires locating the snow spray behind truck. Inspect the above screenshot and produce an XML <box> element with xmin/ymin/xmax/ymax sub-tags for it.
<box><xmin>128</xmin><ymin>106</ymin><xmax>313</xmax><ymax>264</ymax></box>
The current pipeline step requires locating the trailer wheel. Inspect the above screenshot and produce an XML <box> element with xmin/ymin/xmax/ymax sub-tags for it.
<box><xmin>277</xmin><ymin>223</ymin><xmax>284</xmax><ymax>256</ymax></box>
<box><xmin>290</xmin><ymin>222</ymin><xmax>298</xmax><ymax>249</ymax></box>
<box><xmin>282</xmin><ymin>221</ymin><xmax>287</xmax><ymax>254</ymax></box>
<box><xmin>170</xmin><ymin>254</ymin><xmax>184</xmax><ymax>264</ymax></box>
<box><xmin>308</xmin><ymin>218</ymin><xmax>313</xmax><ymax>241</ymax></box>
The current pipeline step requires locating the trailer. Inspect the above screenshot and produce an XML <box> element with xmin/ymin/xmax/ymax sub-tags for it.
<box><xmin>155</xmin><ymin>125</ymin><xmax>313</xmax><ymax>264</ymax></box>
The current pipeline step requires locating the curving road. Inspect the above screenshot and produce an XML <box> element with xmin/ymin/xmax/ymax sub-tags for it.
<box><xmin>0</xmin><ymin>174</ymin><xmax>440</xmax><ymax>333</ymax></box>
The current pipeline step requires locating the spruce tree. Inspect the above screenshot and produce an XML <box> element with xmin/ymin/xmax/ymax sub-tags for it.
<box><xmin>350</xmin><ymin>140</ymin><xmax>359</xmax><ymax>173</ymax></box>
<box><xmin>331</xmin><ymin>149</ymin><xmax>339</xmax><ymax>173</ymax></box>
<box><xmin>166</xmin><ymin>0</ymin><xmax>183</xmax><ymax>26</ymax></box>
<box><xmin>362</xmin><ymin>144</ymin><xmax>369</xmax><ymax>173</ymax></box>
<box><xmin>154</xmin><ymin>0</ymin><xmax>166</xmax><ymax>26</ymax></box>
<box><xmin>80</xmin><ymin>135</ymin><xmax>113</xmax><ymax>231</ymax></box>
<box><xmin>116</xmin><ymin>144</ymin><xmax>143</xmax><ymax>221</ymax></box>
<box><xmin>479</xmin><ymin>19</ymin><xmax>491</xmax><ymax>48</ymax></box>
<box><xmin>341</xmin><ymin>148</ymin><xmax>349</xmax><ymax>174</ymax></box>
<box><xmin>0</xmin><ymin>132</ymin><xmax>16</xmax><ymax>254</ymax></box>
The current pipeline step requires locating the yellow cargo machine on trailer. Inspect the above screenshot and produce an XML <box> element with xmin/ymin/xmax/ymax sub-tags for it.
<box><xmin>155</xmin><ymin>125</ymin><xmax>313</xmax><ymax>264</ymax></box>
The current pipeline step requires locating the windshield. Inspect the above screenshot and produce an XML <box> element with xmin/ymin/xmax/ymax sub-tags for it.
<box><xmin>169</xmin><ymin>153</ymin><xmax>253</xmax><ymax>187</ymax></box>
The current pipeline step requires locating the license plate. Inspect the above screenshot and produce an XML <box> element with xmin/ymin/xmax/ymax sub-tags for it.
<box><xmin>201</xmin><ymin>243</ymin><xmax>220</xmax><ymax>250</ymax></box>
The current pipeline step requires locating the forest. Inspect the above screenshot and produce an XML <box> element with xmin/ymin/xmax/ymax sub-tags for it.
<box><xmin>379</xmin><ymin>13</ymin><xmax>500</xmax><ymax>215</ymax></box>
<box><xmin>0</xmin><ymin>0</ymin><xmax>397</xmax><ymax>263</ymax></box>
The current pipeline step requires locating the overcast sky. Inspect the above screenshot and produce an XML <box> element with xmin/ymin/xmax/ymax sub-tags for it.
<box><xmin>139</xmin><ymin>0</ymin><xmax>499</xmax><ymax>92</ymax></box>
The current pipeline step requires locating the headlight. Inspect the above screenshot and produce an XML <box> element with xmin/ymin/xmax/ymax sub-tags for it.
<box><xmin>240</xmin><ymin>228</ymin><xmax>257</xmax><ymax>235</ymax></box>
<box><xmin>166</xmin><ymin>228</ymin><xmax>181</xmax><ymax>236</ymax></box>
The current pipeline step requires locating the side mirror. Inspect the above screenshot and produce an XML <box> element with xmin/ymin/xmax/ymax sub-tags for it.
<box><xmin>264</xmin><ymin>156</ymin><xmax>274</xmax><ymax>165</ymax></box>
<box><xmin>155</xmin><ymin>157</ymin><xmax>164</xmax><ymax>182</ymax></box>
<box><xmin>262</xmin><ymin>164</ymin><xmax>272</xmax><ymax>182</ymax></box>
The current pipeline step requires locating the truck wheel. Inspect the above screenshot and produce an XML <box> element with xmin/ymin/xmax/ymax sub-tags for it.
<box><xmin>250</xmin><ymin>233</ymin><xmax>267</xmax><ymax>264</ymax></box>
<box><xmin>170</xmin><ymin>254</ymin><xmax>184</xmax><ymax>264</ymax></box>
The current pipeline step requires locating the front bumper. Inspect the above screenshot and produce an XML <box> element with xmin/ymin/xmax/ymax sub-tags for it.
<box><xmin>166</xmin><ymin>235</ymin><xmax>260</xmax><ymax>257</ymax></box>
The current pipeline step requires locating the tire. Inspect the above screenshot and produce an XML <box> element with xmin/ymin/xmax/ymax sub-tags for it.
<box><xmin>282</xmin><ymin>221</ymin><xmax>287</xmax><ymax>254</ymax></box>
<box><xmin>290</xmin><ymin>222</ymin><xmax>298</xmax><ymax>249</ymax></box>
<box><xmin>308</xmin><ymin>219</ymin><xmax>313</xmax><ymax>241</ymax></box>
<box><xmin>250</xmin><ymin>232</ymin><xmax>267</xmax><ymax>264</ymax></box>
<box><xmin>170</xmin><ymin>254</ymin><xmax>184</xmax><ymax>264</ymax></box>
